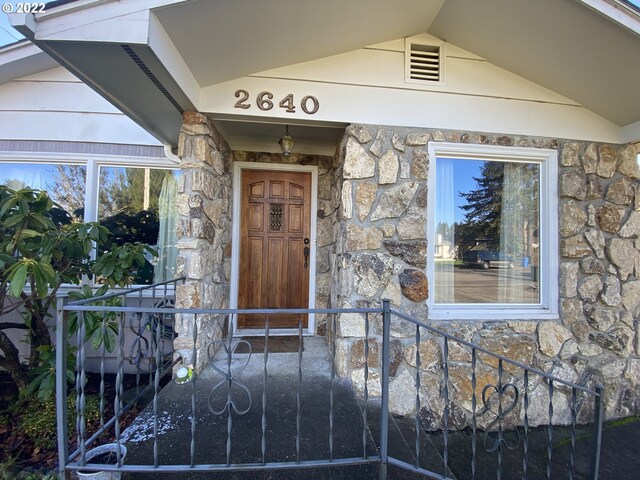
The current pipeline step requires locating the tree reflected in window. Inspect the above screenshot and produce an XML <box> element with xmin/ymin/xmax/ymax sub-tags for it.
<box><xmin>435</xmin><ymin>158</ymin><xmax>540</xmax><ymax>304</ymax></box>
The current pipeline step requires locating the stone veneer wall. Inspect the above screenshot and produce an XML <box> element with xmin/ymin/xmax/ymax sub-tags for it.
<box><xmin>173</xmin><ymin>112</ymin><xmax>339</xmax><ymax>369</ymax></box>
<box><xmin>332</xmin><ymin>124</ymin><xmax>640</xmax><ymax>426</ymax></box>
<box><xmin>174</xmin><ymin>112</ymin><xmax>232</xmax><ymax>371</ymax></box>
<box><xmin>230</xmin><ymin>150</ymin><xmax>340</xmax><ymax>335</ymax></box>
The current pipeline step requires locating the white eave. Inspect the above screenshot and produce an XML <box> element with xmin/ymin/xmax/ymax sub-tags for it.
<box><xmin>4</xmin><ymin>0</ymin><xmax>640</xmax><ymax>149</ymax></box>
<box><xmin>578</xmin><ymin>0</ymin><xmax>640</xmax><ymax>35</ymax></box>
<box><xmin>0</xmin><ymin>40</ymin><xmax>57</xmax><ymax>84</ymax></box>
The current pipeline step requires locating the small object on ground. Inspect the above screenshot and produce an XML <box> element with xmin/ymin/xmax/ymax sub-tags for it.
<box><xmin>78</xmin><ymin>443</ymin><xmax>126</xmax><ymax>480</ymax></box>
<box><xmin>175</xmin><ymin>365</ymin><xmax>193</xmax><ymax>384</ymax></box>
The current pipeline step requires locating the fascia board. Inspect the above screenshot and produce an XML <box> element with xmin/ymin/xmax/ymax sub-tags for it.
<box><xmin>0</xmin><ymin>41</ymin><xmax>59</xmax><ymax>84</ymax></box>
<box><xmin>622</xmin><ymin>119</ymin><xmax>640</xmax><ymax>143</ymax></box>
<box><xmin>576</xmin><ymin>0</ymin><xmax>640</xmax><ymax>36</ymax></box>
<box><xmin>147</xmin><ymin>12</ymin><xmax>199</xmax><ymax>107</ymax></box>
<box><xmin>0</xmin><ymin>40</ymin><xmax>39</xmax><ymax>63</ymax></box>
<box><xmin>32</xmin><ymin>0</ymin><xmax>186</xmax><ymax>39</ymax></box>
<box><xmin>35</xmin><ymin>9</ymin><xmax>151</xmax><ymax>44</ymax></box>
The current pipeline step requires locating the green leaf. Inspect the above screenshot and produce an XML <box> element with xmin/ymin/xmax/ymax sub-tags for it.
<box><xmin>101</xmin><ymin>261</ymin><xmax>115</xmax><ymax>278</ymax></box>
<box><xmin>91</xmin><ymin>332</ymin><xmax>102</xmax><ymax>351</ymax></box>
<box><xmin>95</xmin><ymin>285</ymin><xmax>109</xmax><ymax>297</ymax></box>
<box><xmin>16</xmin><ymin>229</ymin><xmax>43</xmax><ymax>239</ymax></box>
<box><xmin>67</xmin><ymin>290</ymin><xmax>84</xmax><ymax>301</ymax></box>
<box><xmin>84</xmin><ymin>284</ymin><xmax>95</xmax><ymax>297</ymax></box>
<box><xmin>31</xmin><ymin>263</ymin><xmax>49</xmax><ymax>298</ymax></box>
<box><xmin>134</xmin><ymin>252</ymin><xmax>146</xmax><ymax>266</ymax></box>
<box><xmin>0</xmin><ymin>253</ymin><xmax>15</xmax><ymax>269</ymax></box>
<box><xmin>39</xmin><ymin>262</ymin><xmax>56</xmax><ymax>279</ymax></box>
<box><xmin>0</xmin><ymin>196</ymin><xmax>18</xmax><ymax>218</ymax></box>
<box><xmin>9</xmin><ymin>263</ymin><xmax>28</xmax><ymax>297</ymax></box>
<box><xmin>30</xmin><ymin>212</ymin><xmax>56</xmax><ymax>230</ymax></box>
<box><xmin>3</xmin><ymin>213</ymin><xmax>24</xmax><ymax>227</ymax></box>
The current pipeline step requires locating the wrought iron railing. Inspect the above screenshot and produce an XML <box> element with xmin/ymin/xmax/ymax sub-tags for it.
<box><xmin>381</xmin><ymin>308</ymin><xmax>605</xmax><ymax>480</ymax></box>
<box><xmin>55</xmin><ymin>278</ymin><xmax>184</xmax><ymax>479</ymax></box>
<box><xmin>56</xmin><ymin>283</ymin><xmax>604</xmax><ymax>480</ymax></box>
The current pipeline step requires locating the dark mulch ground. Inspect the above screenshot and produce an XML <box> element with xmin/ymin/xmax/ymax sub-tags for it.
<box><xmin>0</xmin><ymin>371</ymin><xmax>169</xmax><ymax>476</ymax></box>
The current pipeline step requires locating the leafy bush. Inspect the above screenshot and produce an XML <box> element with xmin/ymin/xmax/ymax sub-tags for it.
<box><xmin>0</xmin><ymin>185</ymin><xmax>155</xmax><ymax>396</ymax></box>
<box><xmin>18</xmin><ymin>394</ymin><xmax>100</xmax><ymax>451</ymax></box>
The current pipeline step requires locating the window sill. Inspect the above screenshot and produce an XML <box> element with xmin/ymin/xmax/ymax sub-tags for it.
<box><xmin>53</xmin><ymin>284</ymin><xmax>176</xmax><ymax>299</ymax></box>
<box><xmin>428</xmin><ymin>305</ymin><xmax>559</xmax><ymax>322</ymax></box>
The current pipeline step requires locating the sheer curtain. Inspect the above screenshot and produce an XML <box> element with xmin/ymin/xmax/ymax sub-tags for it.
<box><xmin>499</xmin><ymin>163</ymin><xmax>527</xmax><ymax>303</ymax></box>
<box><xmin>435</xmin><ymin>158</ymin><xmax>456</xmax><ymax>303</ymax></box>
<box><xmin>153</xmin><ymin>174</ymin><xmax>178</xmax><ymax>284</ymax></box>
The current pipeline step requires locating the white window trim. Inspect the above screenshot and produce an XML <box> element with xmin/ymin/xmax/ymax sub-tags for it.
<box><xmin>426</xmin><ymin>142</ymin><xmax>559</xmax><ymax>321</ymax></box>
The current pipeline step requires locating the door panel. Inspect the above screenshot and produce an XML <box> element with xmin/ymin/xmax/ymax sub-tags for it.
<box><xmin>238</xmin><ymin>170</ymin><xmax>311</xmax><ymax>329</ymax></box>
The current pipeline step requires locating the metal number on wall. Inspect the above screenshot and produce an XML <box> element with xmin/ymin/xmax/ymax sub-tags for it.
<box><xmin>234</xmin><ymin>89</ymin><xmax>319</xmax><ymax>115</ymax></box>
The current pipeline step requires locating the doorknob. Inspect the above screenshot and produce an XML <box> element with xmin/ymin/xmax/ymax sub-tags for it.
<box><xmin>303</xmin><ymin>238</ymin><xmax>310</xmax><ymax>268</ymax></box>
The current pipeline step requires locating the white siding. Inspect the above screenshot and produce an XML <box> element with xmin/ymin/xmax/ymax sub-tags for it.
<box><xmin>200</xmin><ymin>35</ymin><xmax>622</xmax><ymax>143</ymax></box>
<box><xmin>254</xmin><ymin>37</ymin><xmax>574</xmax><ymax>106</ymax></box>
<box><xmin>0</xmin><ymin>66</ymin><xmax>161</xmax><ymax>146</ymax></box>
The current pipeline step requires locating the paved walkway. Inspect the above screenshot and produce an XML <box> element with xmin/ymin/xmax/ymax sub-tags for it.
<box><xmin>108</xmin><ymin>336</ymin><xmax>639</xmax><ymax>480</ymax></box>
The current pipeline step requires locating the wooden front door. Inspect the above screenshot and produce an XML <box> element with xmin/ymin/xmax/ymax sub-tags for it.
<box><xmin>238</xmin><ymin>169</ymin><xmax>312</xmax><ymax>329</ymax></box>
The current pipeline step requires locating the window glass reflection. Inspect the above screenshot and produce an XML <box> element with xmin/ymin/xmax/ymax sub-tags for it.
<box><xmin>0</xmin><ymin>163</ymin><xmax>86</xmax><ymax>222</ymax></box>
<box><xmin>435</xmin><ymin>158</ymin><xmax>540</xmax><ymax>304</ymax></box>
<box><xmin>98</xmin><ymin>166</ymin><xmax>180</xmax><ymax>285</ymax></box>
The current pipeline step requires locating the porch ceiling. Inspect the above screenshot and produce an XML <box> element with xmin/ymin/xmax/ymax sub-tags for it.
<box><xmin>153</xmin><ymin>0</ymin><xmax>446</xmax><ymax>87</ymax></box>
<box><xmin>211</xmin><ymin>119</ymin><xmax>347</xmax><ymax>157</ymax></box>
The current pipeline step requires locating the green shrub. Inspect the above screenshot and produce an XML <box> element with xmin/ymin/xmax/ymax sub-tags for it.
<box><xmin>18</xmin><ymin>393</ymin><xmax>100</xmax><ymax>450</ymax></box>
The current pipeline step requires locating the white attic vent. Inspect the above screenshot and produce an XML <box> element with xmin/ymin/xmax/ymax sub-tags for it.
<box><xmin>405</xmin><ymin>39</ymin><xmax>445</xmax><ymax>85</ymax></box>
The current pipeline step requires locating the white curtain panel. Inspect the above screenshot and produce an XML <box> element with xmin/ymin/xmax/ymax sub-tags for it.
<box><xmin>435</xmin><ymin>158</ymin><xmax>456</xmax><ymax>303</ymax></box>
<box><xmin>153</xmin><ymin>174</ymin><xmax>178</xmax><ymax>284</ymax></box>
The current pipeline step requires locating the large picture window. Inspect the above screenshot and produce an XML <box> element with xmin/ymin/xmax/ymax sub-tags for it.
<box><xmin>98</xmin><ymin>166</ymin><xmax>180</xmax><ymax>284</ymax></box>
<box><xmin>427</xmin><ymin>143</ymin><xmax>558</xmax><ymax>320</ymax></box>
<box><xmin>0</xmin><ymin>155</ymin><xmax>180</xmax><ymax>286</ymax></box>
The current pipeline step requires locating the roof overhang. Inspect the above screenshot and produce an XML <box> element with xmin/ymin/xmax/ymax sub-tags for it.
<box><xmin>5</xmin><ymin>0</ymin><xmax>640</xmax><ymax>150</ymax></box>
<box><xmin>428</xmin><ymin>0</ymin><xmax>640</xmax><ymax>128</ymax></box>
<box><xmin>0</xmin><ymin>40</ymin><xmax>58</xmax><ymax>84</ymax></box>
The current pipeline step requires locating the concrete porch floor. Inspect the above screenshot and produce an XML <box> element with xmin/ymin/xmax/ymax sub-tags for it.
<box><xmin>108</xmin><ymin>335</ymin><xmax>639</xmax><ymax>479</ymax></box>
<box><xmin>119</xmin><ymin>336</ymin><xmax>381</xmax><ymax>479</ymax></box>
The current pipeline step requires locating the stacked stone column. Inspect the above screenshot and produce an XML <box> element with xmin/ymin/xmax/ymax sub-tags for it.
<box><xmin>174</xmin><ymin>112</ymin><xmax>232</xmax><ymax>372</ymax></box>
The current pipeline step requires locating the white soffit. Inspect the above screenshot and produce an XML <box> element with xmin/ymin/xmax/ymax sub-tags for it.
<box><xmin>0</xmin><ymin>41</ymin><xmax>58</xmax><ymax>84</ymax></box>
<box><xmin>153</xmin><ymin>0</ymin><xmax>446</xmax><ymax>86</ymax></box>
<box><xmin>428</xmin><ymin>0</ymin><xmax>640</xmax><ymax>128</ymax></box>
<box><xmin>212</xmin><ymin>120</ymin><xmax>345</xmax><ymax>157</ymax></box>
<box><xmin>622</xmin><ymin>119</ymin><xmax>640</xmax><ymax>143</ymax></box>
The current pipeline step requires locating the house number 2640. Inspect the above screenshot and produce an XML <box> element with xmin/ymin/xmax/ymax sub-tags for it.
<box><xmin>234</xmin><ymin>90</ymin><xmax>319</xmax><ymax>115</ymax></box>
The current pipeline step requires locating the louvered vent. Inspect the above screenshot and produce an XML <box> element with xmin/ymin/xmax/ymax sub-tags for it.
<box><xmin>405</xmin><ymin>39</ymin><xmax>444</xmax><ymax>85</ymax></box>
<box><xmin>409</xmin><ymin>43</ymin><xmax>441</xmax><ymax>81</ymax></box>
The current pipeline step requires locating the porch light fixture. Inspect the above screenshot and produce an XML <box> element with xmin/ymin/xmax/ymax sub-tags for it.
<box><xmin>279</xmin><ymin>125</ymin><xmax>295</xmax><ymax>157</ymax></box>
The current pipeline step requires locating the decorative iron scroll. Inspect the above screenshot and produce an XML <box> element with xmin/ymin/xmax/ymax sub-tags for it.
<box><xmin>482</xmin><ymin>383</ymin><xmax>521</xmax><ymax>453</ymax></box>
<box><xmin>207</xmin><ymin>340</ymin><xmax>252</xmax><ymax>415</ymax></box>
<box><xmin>128</xmin><ymin>299</ymin><xmax>176</xmax><ymax>374</ymax></box>
<box><xmin>269</xmin><ymin>203</ymin><xmax>283</xmax><ymax>231</ymax></box>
